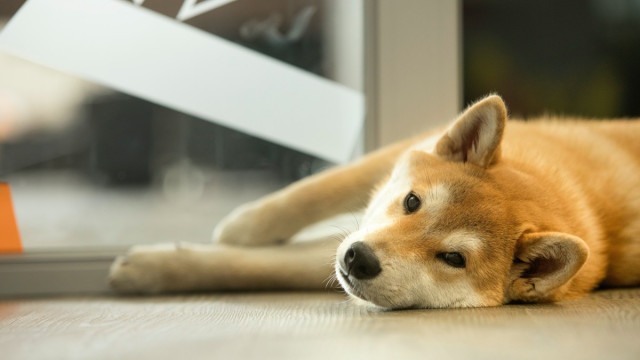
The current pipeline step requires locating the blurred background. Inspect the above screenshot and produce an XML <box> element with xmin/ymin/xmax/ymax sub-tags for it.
<box><xmin>464</xmin><ymin>0</ymin><xmax>640</xmax><ymax>119</ymax></box>
<box><xmin>0</xmin><ymin>0</ymin><xmax>639</xmax><ymax>251</ymax></box>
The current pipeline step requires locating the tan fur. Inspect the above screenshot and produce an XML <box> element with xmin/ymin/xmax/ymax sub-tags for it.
<box><xmin>501</xmin><ymin>119</ymin><xmax>640</xmax><ymax>291</ymax></box>
<box><xmin>110</xmin><ymin>95</ymin><xmax>640</xmax><ymax>309</ymax></box>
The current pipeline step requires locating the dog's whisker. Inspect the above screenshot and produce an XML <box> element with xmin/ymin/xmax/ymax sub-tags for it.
<box><xmin>349</xmin><ymin>211</ymin><xmax>361</xmax><ymax>232</ymax></box>
<box><xmin>328</xmin><ymin>233</ymin><xmax>343</xmax><ymax>244</ymax></box>
<box><xmin>324</xmin><ymin>256</ymin><xmax>337</xmax><ymax>267</ymax></box>
<box><xmin>322</xmin><ymin>273</ymin><xmax>336</xmax><ymax>289</ymax></box>
<box><xmin>325</xmin><ymin>274</ymin><xmax>340</xmax><ymax>289</ymax></box>
<box><xmin>328</xmin><ymin>225</ymin><xmax>352</xmax><ymax>243</ymax></box>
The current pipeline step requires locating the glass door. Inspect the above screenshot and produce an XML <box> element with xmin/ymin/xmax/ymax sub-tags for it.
<box><xmin>0</xmin><ymin>0</ymin><xmax>460</xmax><ymax>296</ymax></box>
<box><xmin>0</xmin><ymin>0</ymin><xmax>364</xmax><ymax>254</ymax></box>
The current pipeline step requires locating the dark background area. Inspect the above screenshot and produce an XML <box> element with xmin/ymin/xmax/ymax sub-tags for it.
<box><xmin>464</xmin><ymin>0</ymin><xmax>640</xmax><ymax>119</ymax></box>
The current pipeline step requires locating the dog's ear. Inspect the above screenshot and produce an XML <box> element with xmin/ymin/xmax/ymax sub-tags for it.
<box><xmin>507</xmin><ymin>232</ymin><xmax>589</xmax><ymax>303</ymax></box>
<box><xmin>435</xmin><ymin>95</ymin><xmax>507</xmax><ymax>167</ymax></box>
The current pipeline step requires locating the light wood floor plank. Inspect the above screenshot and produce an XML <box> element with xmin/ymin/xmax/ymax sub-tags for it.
<box><xmin>1</xmin><ymin>289</ymin><xmax>640</xmax><ymax>360</ymax></box>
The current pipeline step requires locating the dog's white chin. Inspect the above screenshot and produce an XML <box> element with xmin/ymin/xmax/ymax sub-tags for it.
<box><xmin>336</xmin><ymin>271</ymin><xmax>407</xmax><ymax>309</ymax></box>
<box><xmin>343</xmin><ymin>287</ymin><xmax>392</xmax><ymax>310</ymax></box>
<box><xmin>348</xmin><ymin>296</ymin><xmax>382</xmax><ymax>309</ymax></box>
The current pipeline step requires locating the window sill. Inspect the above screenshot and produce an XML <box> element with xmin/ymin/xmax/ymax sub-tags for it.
<box><xmin>0</xmin><ymin>249</ymin><xmax>124</xmax><ymax>297</ymax></box>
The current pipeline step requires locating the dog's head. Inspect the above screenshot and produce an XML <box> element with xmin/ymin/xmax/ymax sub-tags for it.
<box><xmin>335</xmin><ymin>95</ymin><xmax>589</xmax><ymax>309</ymax></box>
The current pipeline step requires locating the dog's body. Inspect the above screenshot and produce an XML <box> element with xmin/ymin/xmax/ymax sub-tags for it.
<box><xmin>109</xmin><ymin>95</ymin><xmax>640</xmax><ymax>309</ymax></box>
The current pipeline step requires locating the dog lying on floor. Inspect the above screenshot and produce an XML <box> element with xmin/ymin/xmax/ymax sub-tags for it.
<box><xmin>109</xmin><ymin>95</ymin><xmax>640</xmax><ymax>309</ymax></box>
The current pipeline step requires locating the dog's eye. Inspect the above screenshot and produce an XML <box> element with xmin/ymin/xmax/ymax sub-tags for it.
<box><xmin>404</xmin><ymin>192</ymin><xmax>421</xmax><ymax>214</ymax></box>
<box><xmin>437</xmin><ymin>252</ymin><xmax>466</xmax><ymax>268</ymax></box>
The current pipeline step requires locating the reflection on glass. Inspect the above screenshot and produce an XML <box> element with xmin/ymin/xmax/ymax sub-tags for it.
<box><xmin>0</xmin><ymin>0</ymin><xmax>362</xmax><ymax>250</ymax></box>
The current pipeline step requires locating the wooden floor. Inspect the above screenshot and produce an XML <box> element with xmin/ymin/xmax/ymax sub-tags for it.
<box><xmin>2</xmin><ymin>288</ymin><xmax>640</xmax><ymax>360</ymax></box>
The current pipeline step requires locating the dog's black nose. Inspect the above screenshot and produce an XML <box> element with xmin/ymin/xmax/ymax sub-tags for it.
<box><xmin>344</xmin><ymin>242</ymin><xmax>381</xmax><ymax>280</ymax></box>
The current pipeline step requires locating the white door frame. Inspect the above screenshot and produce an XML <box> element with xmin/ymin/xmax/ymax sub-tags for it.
<box><xmin>364</xmin><ymin>0</ymin><xmax>461</xmax><ymax>151</ymax></box>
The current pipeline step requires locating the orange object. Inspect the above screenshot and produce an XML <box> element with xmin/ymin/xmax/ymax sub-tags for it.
<box><xmin>0</xmin><ymin>183</ymin><xmax>22</xmax><ymax>253</ymax></box>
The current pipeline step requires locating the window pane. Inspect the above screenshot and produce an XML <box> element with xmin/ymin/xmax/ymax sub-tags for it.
<box><xmin>0</xmin><ymin>0</ymin><xmax>364</xmax><ymax>251</ymax></box>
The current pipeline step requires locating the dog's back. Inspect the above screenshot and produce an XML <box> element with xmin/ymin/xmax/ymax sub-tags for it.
<box><xmin>503</xmin><ymin>119</ymin><xmax>640</xmax><ymax>288</ymax></box>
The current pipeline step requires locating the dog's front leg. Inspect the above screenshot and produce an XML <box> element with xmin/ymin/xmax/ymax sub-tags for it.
<box><xmin>109</xmin><ymin>238</ymin><xmax>338</xmax><ymax>294</ymax></box>
<box><xmin>213</xmin><ymin>138</ymin><xmax>419</xmax><ymax>246</ymax></box>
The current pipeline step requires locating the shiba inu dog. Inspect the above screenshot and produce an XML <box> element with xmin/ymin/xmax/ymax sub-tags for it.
<box><xmin>109</xmin><ymin>95</ymin><xmax>640</xmax><ymax>309</ymax></box>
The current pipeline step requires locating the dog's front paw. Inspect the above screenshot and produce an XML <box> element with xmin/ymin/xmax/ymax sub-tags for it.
<box><xmin>109</xmin><ymin>244</ymin><xmax>184</xmax><ymax>294</ymax></box>
<box><xmin>213</xmin><ymin>201</ymin><xmax>294</xmax><ymax>246</ymax></box>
